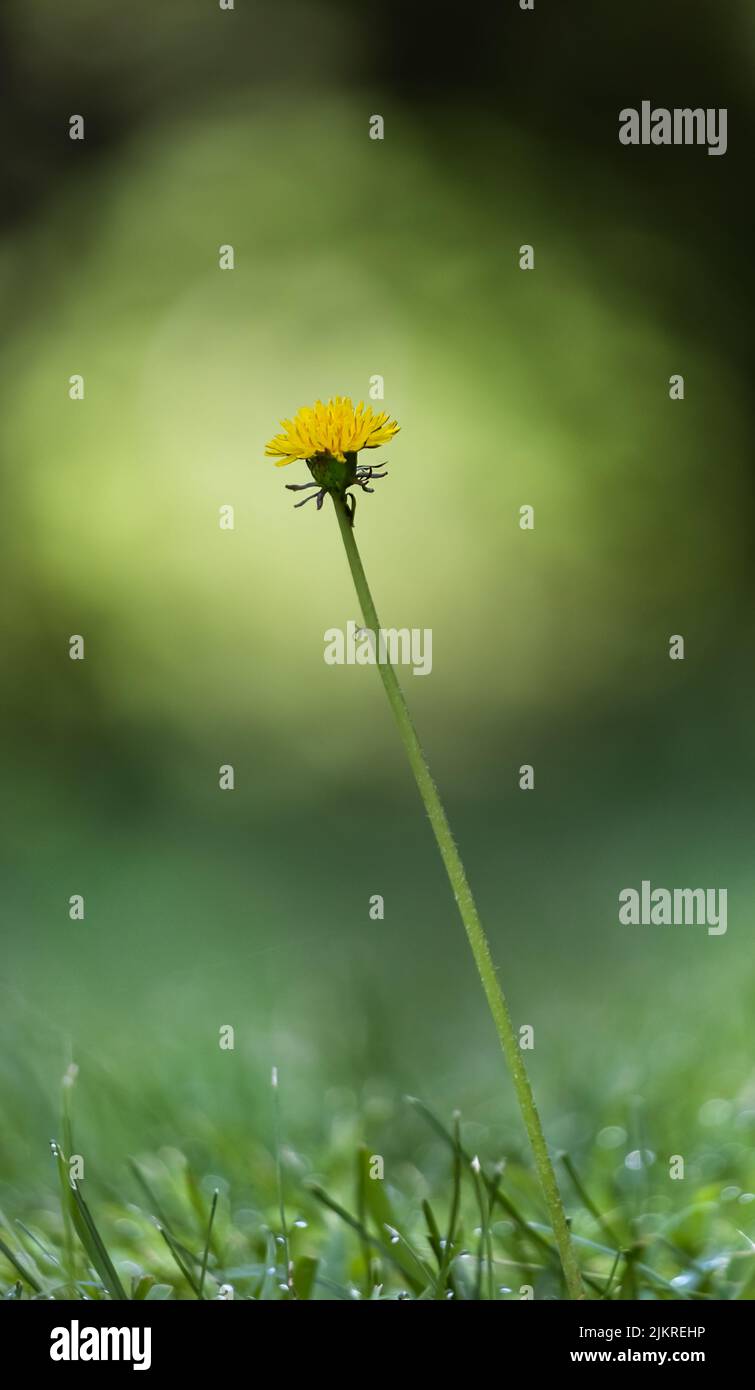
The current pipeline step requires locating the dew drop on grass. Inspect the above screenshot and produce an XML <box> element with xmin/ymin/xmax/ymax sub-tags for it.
<box><xmin>624</xmin><ymin>1148</ymin><xmax>655</xmax><ymax>1170</ymax></box>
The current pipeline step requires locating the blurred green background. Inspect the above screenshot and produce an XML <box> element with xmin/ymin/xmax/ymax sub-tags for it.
<box><xmin>1</xmin><ymin>0</ymin><xmax>754</xmax><ymax>1213</ymax></box>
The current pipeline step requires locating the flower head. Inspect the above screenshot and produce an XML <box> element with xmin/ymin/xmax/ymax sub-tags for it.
<box><xmin>265</xmin><ymin>396</ymin><xmax>399</xmax><ymax>467</ymax></box>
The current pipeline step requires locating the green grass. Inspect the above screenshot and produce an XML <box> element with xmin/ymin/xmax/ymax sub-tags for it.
<box><xmin>2</xmin><ymin>1061</ymin><xmax>754</xmax><ymax>1301</ymax></box>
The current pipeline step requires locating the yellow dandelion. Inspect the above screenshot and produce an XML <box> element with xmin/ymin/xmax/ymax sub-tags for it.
<box><xmin>265</xmin><ymin>396</ymin><xmax>400</xmax><ymax>467</ymax></box>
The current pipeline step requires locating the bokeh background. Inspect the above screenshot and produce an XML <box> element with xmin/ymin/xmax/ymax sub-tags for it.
<box><xmin>1</xmin><ymin>0</ymin><xmax>754</xmax><ymax>1231</ymax></box>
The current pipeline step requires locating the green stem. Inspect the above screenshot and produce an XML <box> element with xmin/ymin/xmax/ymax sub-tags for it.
<box><xmin>331</xmin><ymin>493</ymin><xmax>584</xmax><ymax>1301</ymax></box>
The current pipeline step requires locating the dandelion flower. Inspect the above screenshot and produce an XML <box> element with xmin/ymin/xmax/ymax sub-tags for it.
<box><xmin>265</xmin><ymin>396</ymin><xmax>399</xmax><ymax>467</ymax></box>
<box><xmin>266</xmin><ymin>396</ymin><xmax>399</xmax><ymax>519</ymax></box>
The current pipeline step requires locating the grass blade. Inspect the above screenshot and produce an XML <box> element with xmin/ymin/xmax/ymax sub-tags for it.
<box><xmin>198</xmin><ymin>1189</ymin><xmax>219</xmax><ymax>1299</ymax></box>
<box><xmin>52</xmin><ymin>1143</ymin><xmax>127</xmax><ymax>1300</ymax></box>
<box><xmin>0</xmin><ymin>1236</ymin><xmax>43</xmax><ymax>1294</ymax></box>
